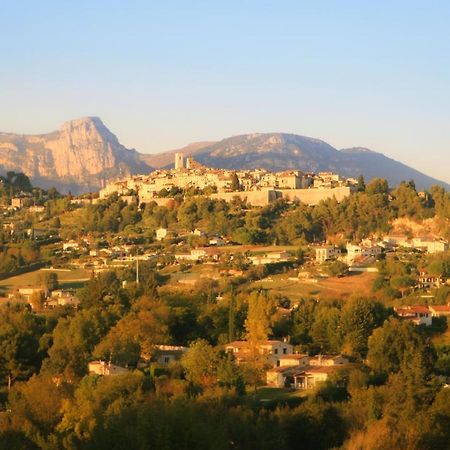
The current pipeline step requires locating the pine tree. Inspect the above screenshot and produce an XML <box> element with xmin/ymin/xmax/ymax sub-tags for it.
<box><xmin>231</xmin><ymin>173</ymin><xmax>240</xmax><ymax>191</ymax></box>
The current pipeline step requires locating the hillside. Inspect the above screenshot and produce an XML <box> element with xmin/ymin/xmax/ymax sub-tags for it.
<box><xmin>0</xmin><ymin>117</ymin><xmax>152</xmax><ymax>194</ymax></box>
<box><xmin>143</xmin><ymin>133</ymin><xmax>448</xmax><ymax>190</ymax></box>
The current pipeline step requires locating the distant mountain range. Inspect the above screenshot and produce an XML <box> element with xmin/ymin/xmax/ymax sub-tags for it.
<box><xmin>0</xmin><ymin>118</ymin><xmax>447</xmax><ymax>193</ymax></box>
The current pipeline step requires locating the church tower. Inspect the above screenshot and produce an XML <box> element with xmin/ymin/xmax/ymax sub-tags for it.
<box><xmin>174</xmin><ymin>152</ymin><xmax>184</xmax><ymax>170</ymax></box>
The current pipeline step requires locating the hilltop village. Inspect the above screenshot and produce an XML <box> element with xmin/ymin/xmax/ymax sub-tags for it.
<box><xmin>99</xmin><ymin>152</ymin><xmax>356</xmax><ymax>206</ymax></box>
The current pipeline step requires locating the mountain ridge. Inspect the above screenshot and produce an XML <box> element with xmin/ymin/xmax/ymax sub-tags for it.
<box><xmin>143</xmin><ymin>133</ymin><xmax>448</xmax><ymax>190</ymax></box>
<box><xmin>0</xmin><ymin>118</ymin><xmax>447</xmax><ymax>192</ymax></box>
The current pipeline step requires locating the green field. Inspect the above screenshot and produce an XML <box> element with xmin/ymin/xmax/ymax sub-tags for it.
<box><xmin>0</xmin><ymin>268</ymin><xmax>91</xmax><ymax>293</ymax></box>
<box><xmin>245</xmin><ymin>387</ymin><xmax>308</xmax><ymax>407</ymax></box>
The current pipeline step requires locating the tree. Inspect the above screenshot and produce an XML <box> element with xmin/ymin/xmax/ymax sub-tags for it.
<box><xmin>42</xmin><ymin>308</ymin><xmax>115</xmax><ymax>380</ymax></box>
<box><xmin>29</xmin><ymin>291</ymin><xmax>45</xmax><ymax>311</ymax></box>
<box><xmin>243</xmin><ymin>291</ymin><xmax>274</xmax><ymax>388</ymax></box>
<box><xmin>228</xmin><ymin>288</ymin><xmax>236</xmax><ymax>342</ymax></box>
<box><xmin>57</xmin><ymin>372</ymin><xmax>146</xmax><ymax>446</ymax></box>
<box><xmin>38</xmin><ymin>272</ymin><xmax>59</xmax><ymax>293</ymax></box>
<box><xmin>6</xmin><ymin>375</ymin><xmax>67</xmax><ymax>447</ymax></box>
<box><xmin>231</xmin><ymin>173</ymin><xmax>241</xmax><ymax>191</ymax></box>
<box><xmin>291</xmin><ymin>299</ymin><xmax>316</xmax><ymax>345</ymax></box>
<box><xmin>181</xmin><ymin>339</ymin><xmax>218</xmax><ymax>388</ymax></box>
<box><xmin>340</xmin><ymin>297</ymin><xmax>386</xmax><ymax>358</ymax></box>
<box><xmin>322</xmin><ymin>260</ymin><xmax>348</xmax><ymax>277</ymax></box>
<box><xmin>217</xmin><ymin>354</ymin><xmax>245</xmax><ymax>394</ymax></box>
<box><xmin>356</xmin><ymin>175</ymin><xmax>366</xmax><ymax>192</ymax></box>
<box><xmin>93</xmin><ymin>297</ymin><xmax>170</xmax><ymax>366</ymax></box>
<box><xmin>420</xmin><ymin>389</ymin><xmax>450</xmax><ymax>449</ymax></box>
<box><xmin>51</xmin><ymin>217</ymin><xmax>61</xmax><ymax>229</ymax></box>
<box><xmin>310</xmin><ymin>306</ymin><xmax>342</xmax><ymax>353</ymax></box>
<box><xmin>245</xmin><ymin>291</ymin><xmax>272</xmax><ymax>344</ymax></box>
<box><xmin>0</xmin><ymin>304</ymin><xmax>45</xmax><ymax>389</ymax></box>
<box><xmin>366</xmin><ymin>178</ymin><xmax>389</xmax><ymax>195</ymax></box>
<box><xmin>367</xmin><ymin>318</ymin><xmax>435</xmax><ymax>382</ymax></box>
<box><xmin>390</xmin><ymin>275</ymin><xmax>415</xmax><ymax>297</ymax></box>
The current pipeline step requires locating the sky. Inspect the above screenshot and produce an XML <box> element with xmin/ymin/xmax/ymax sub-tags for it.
<box><xmin>1</xmin><ymin>0</ymin><xmax>449</xmax><ymax>182</ymax></box>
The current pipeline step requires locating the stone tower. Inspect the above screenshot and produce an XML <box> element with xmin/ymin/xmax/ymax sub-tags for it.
<box><xmin>175</xmin><ymin>152</ymin><xmax>184</xmax><ymax>170</ymax></box>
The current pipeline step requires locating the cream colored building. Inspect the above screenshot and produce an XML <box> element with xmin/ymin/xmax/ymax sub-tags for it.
<box><xmin>249</xmin><ymin>251</ymin><xmax>290</xmax><ymax>265</ymax></box>
<box><xmin>346</xmin><ymin>242</ymin><xmax>382</xmax><ymax>264</ymax></box>
<box><xmin>315</xmin><ymin>246</ymin><xmax>341</xmax><ymax>263</ymax></box>
<box><xmin>266</xmin><ymin>354</ymin><xmax>350</xmax><ymax>388</ymax></box>
<box><xmin>156</xmin><ymin>227</ymin><xmax>168</xmax><ymax>241</ymax></box>
<box><xmin>88</xmin><ymin>361</ymin><xmax>129</xmax><ymax>376</ymax></box>
<box><xmin>225</xmin><ymin>340</ymin><xmax>293</xmax><ymax>366</ymax></box>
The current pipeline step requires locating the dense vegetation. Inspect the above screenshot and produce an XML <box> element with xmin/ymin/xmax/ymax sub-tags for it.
<box><xmin>0</xmin><ymin>175</ymin><xmax>449</xmax><ymax>449</ymax></box>
<box><xmin>0</xmin><ymin>265</ymin><xmax>449</xmax><ymax>450</ymax></box>
<box><xmin>75</xmin><ymin>179</ymin><xmax>450</xmax><ymax>244</ymax></box>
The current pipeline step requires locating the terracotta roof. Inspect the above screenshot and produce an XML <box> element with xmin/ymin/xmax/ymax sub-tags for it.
<box><xmin>305</xmin><ymin>365</ymin><xmax>348</xmax><ymax>374</ymax></box>
<box><xmin>278</xmin><ymin>354</ymin><xmax>308</xmax><ymax>360</ymax></box>
<box><xmin>395</xmin><ymin>306</ymin><xmax>430</xmax><ymax>315</ymax></box>
<box><xmin>310</xmin><ymin>354</ymin><xmax>343</xmax><ymax>361</ymax></box>
<box><xmin>226</xmin><ymin>339</ymin><xmax>287</xmax><ymax>348</ymax></box>
<box><xmin>429</xmin><ymin>305</ymin><xmax>450</xmax><ymax>312</ymax></box>
<box><xmin>267</xmin><ymin>366</ymin><xmax>307</xmax><ymax>375</ymax></box>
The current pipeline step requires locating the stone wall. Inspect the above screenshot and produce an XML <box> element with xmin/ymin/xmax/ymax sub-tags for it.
<box><xmin>280</xmin><ymin>186</ymin><xmax>352</xmax><ymax>205</ymax></box>
<box><xmin>209</xmin><ymin>186</ymin><xmax>352</xmax><ymax>206</ymax></box>
<box><xmin>209</xmin><ymin>189</ymin><xmax>278</xmax><ymax>206</ymax></box>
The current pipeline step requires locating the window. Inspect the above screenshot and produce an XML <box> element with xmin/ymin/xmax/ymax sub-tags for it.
<box><xmin>274</xmin><ymin>348</ymin><xmax>278</xmax><ymax>354</ymax></box>
<box><xmin>164</xmin><ymin>357</ymin><xmax>170</xmax><ymax>363</ymax></box>
<box><xmin>283</xmin><ymin>348</ymin><xmax>287</xmax><ymax>354</ymax></box>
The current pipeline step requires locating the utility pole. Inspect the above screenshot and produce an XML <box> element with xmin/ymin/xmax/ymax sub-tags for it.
<box><xmin>136</xmin><ymin>252</ymin><xmax>140</xmax><ymax>284</ymax></box>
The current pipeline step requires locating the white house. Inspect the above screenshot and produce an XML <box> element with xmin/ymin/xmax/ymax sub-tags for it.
<box><xmin>394</xmin><ymin>306</ymin><xmax>432</xmax><ymax>326</ymax></box>
<box><xmin>266</xmin><ymin>365</ymin><xmax>306</xmax><ymax>388</ymax></box>
<box><xmin>293</xmin><ymin>366</ymin><xmax>345</xmax><ymax>390</ymax></box>
<box><xmin>308</xmin><ymin>355</ymin><xmax>349</xmax><ymax>366</ymax></box>
<box><xmin>155</xmin><ymin>227</ymin><xmax>168</xmax><ymax>241</ymax></box>
<box><xmin>428</xmin><ymin>305</ymin><xmax>450</xmax><ymax>318</ymax></box>
<box><xmin>153</xmin><ymin>345</ymin><xmax>188</xmax><ymax>365</ymax></box>
<box><xmin>63</xmin><ymin>240</ymin><xmax>79</xmax><ymax>251</ymax></box>
<box><xmin>426</xmin><ymin>240</ymin><xmax>449</xmax><ymax>254</ymax></box>
<box><xmin>277</xmin><ymin>353</ymin><xmax>310</xmax><ymax>368</ymax></box>
<box><xmin>346</xmin><ymin>242</ymin><xmax>382</xmax><ymax>264</ymax></box>
<box><xmin>315</xmin><ymin>246</ymin><xmax>341</xmax><ymax>263</ymax></box>
<box><xmin>249</xmin><ymin>251</ymin><xmax>290</xmax><ymax>265</ymax></box>
<box><xmin>266</xmin><ymin>354</ymin><xmax>350</xmax><ymax>388</ymax></box>
<box><xmin>225</xmin><ymin>340</ymin><xmax>293</xmax><ymax>366</ymax></box>
<box><xmin>88</xmin><ymin>360</ymin><xmax>129</xmax><ymax>376</ymax></box>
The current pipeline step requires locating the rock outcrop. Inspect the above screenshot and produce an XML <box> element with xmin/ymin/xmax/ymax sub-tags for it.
<box><xmin>0</xmin><ymin>117</ymin><xmax>151</xmax><ymax>193</ymax></box>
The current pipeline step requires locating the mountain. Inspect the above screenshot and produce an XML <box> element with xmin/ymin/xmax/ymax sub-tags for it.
<box><xmin>0</xmin><ymin>117</ymin><xmax>152</xmax><ymax>194</ymax></box>
<box><xmin>140</xmin><ymin>141</ymin><xmax>215</xmax><ymax>169</ymax></box>
<box><xmin>0</xmin><ymin>120</ymin><xmax>447</xmax><ymax>193</ymax></box>
<box><xmin>146</xmin><ymin>133</ymin><xmax>449</xmax><ymax>190</ymax></box>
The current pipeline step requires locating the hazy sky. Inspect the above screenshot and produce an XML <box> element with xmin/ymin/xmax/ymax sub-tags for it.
<box><xmin>1</xmin><ymin>1</ymin><xmax>449</xmax><ymax>182</ymax></box>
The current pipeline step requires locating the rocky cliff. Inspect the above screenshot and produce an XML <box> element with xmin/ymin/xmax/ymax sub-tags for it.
<box><xmin>0</xmin><ymin>117</ymin><xmax>151</xmax><ymax>193</ymax></box>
